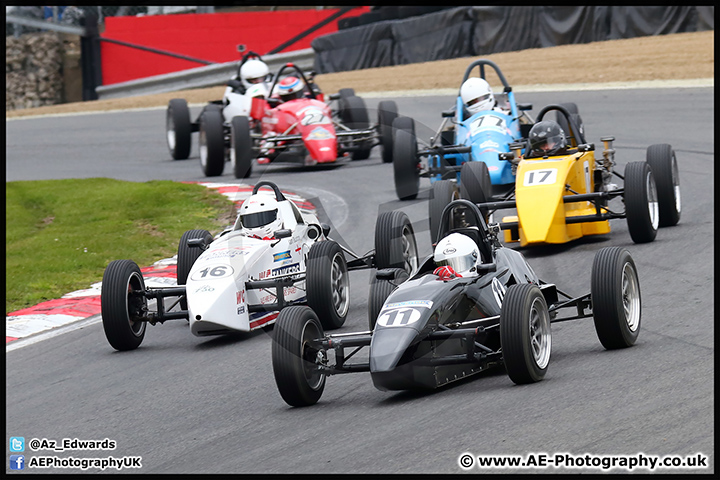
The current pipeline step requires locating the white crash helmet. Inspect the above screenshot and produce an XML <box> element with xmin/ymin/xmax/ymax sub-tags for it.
<box><xmin>460</xmin><ymin>77</ymin><xmax>495</xmax><ymax>115</ymax></box>
<box><xmin>237</xmin><ymin>193</ymin><xmax>283</xmax><ymax>239</ymax></box>
<box><xmin>240</xmin><ymin>59</ymin><xmax>270</xmax><ymax>89</ymax></box>
<box><xmin>433</xmin><ymin>233</ymin><xmax>480</xmax><ymax>276</ymax></box>
<box><xmin>277</xmin><ymin>76</ymin><xmax>305</xmax><ymax>102</ymax></box>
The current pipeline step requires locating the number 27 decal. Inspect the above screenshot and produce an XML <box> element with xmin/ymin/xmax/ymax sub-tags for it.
<box><xmin>523</xmin><ymin>168</ymin><xmax>557</xmax><ymax>186</ymax></box>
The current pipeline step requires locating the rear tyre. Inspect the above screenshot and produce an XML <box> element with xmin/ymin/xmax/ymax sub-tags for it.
<box><xmin>646</xmin><ymin>144</ymin><xmax>681</xmax><ymax>227</ymax></box>
<box><xmin>271</xmin><ymin>306</ymin><xmax>326</xmax><ymax>407</ymax></box>
<box><xmin>341</xmin><ymin>95</ymin><xmax>371</xmax><ymax>160</ymax></box>
<box><xmin>591</xmin><ymin>247</ymin><xmax>641</xmax><ymax>349</ymax></box>
<box><xmin>167</xmin><ymin>99</ymin><xmax>192</xmax><ymax>160</ymax></box>
<box><xmin>392</xmin><ymin>116</ymin><xmax>419</xmax><ymax>200</ymax></box>
<box><xmin>624</xmin><ymin>161</ymin><xmax>658</xmax><ymax>243</ymax></box>
<box><xmin>199</xmin><ymin>108</ymin><xmax>225</xmax><ymax>176</ymax></box>
<box><xmin>374</xmin><ymin>210</ymin><xmax>418</xmax><ymax>273</ymax></box>
<box><xmin>500</xmin><ymin>283</ymin><xmax>551</xmax><ymax>384</ymax></box>
<box><xmin>428</xmin><ymin>180</ymin><xmax>459</xmax><ymax>244</ymax></box>
<box><xmin>101</xmin><ymin>260</ymin><xmax>147</xmax><ymax>351</ymax></box>
<box><xmin>378</xmin><ymin>100</ymin><xmax>398</xmax><ymax>163</ymax></box>
<box><xmin>231</xmin><ymin>116</ymin><xmax>253</xmax><ymax>179</ymax></box>
<box><xmin>177</xmin><ymin>229</ymin><xmax>213</xmax><ymax>310</ymax></box>
<box><xmin>306</xmin><ymin>241</ymin><xmax>349</xmax><ymax>330</ymax></box>
<box><xmin>459</xmin><ymin>161</ymin><xmax>492</xmax><ymax>208</ymax></box>
<box><xmin>338</xmin><ymin>88</ymin><xmax>355</xmax><ymax>101</ymax></box>
<box><xmin>368</xmin><ymin>268</ymin><xmax>409</xmax><ymax>330</ymax></box>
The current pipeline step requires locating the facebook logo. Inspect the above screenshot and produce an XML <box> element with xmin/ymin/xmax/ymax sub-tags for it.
<box><xmin>10</xmin><ymin>436</ymin><xmax>25</xmax><ymax>452</ymax></box>
<box><xmin>10</xmin><ymin>455</ymin><xmax>25</xmax><ymax>470</ymax></box>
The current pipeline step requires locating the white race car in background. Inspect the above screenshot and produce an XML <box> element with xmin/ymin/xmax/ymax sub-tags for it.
<box><xmin>100</xmin><ymin>181</ymin><xmax>419</xmax><ymax>351</ymax></box>
<box><xmin>165</xmin><ymin>51</ymin><xmax>274</xmax><ymax>167</ymax></box>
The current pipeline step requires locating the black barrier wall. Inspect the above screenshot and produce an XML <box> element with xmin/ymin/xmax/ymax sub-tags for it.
<box><xmin>311</xmin><ymin>6</ymin><xmax>714</xmax><ymax>74</ymax></box>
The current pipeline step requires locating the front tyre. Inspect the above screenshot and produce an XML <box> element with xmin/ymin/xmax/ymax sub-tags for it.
<box><xmin>646</xmin><ymin>143</ymin><xmax>681</xmax><ymax>227</ymax></box>
<box><xmin>101</xmin><ymin>260</ymin><xmax>148</xmax><ymax>351</ymax></box>
<box><xmin>306</xmin><ymin>241</ymin><xmax>349</xmax><ymax>330</ymax></box>
<box><xmin>374</xmin><ymin>210</ymin><xmax>418</xmax><ymax>274</ymax></box>
<box><xmin>167</xmin><ymin>99</ymin><xmax>192</xmax><ymax>160</ymax></box>
<box><xmin>231</xmin><ymin>116</ymin><xmax>253</xmax><ymax>179</ymax></box>
<box><xmin>500</xmin><ymin>283</ymin><xmax>551</xmax><ymax>384</ymax></box>
<box><xmin>591</xmin><ymin>247</ymin><xmax>641</xmax><ymax>349</ymax></box>
<box><xmin>624</xmin><ymin>161</ymin><xmax>658</xmax><ymax>243</ymax></box>
<box><xmin>392</xmin><ymin>116</ymin><xmax>419</xmax><ymax>200</ymax></box>
<box><xmin>459</xmin><ymin>161</ymin><xmax>492</xmax><ymax>207</ymax></box>
<box><xmin>271</xmin><ymin>306</ymin><xmax>326</xmax><ymax>407</ymax></box>
<box><xmin>199</xmin><ymin>108</ymin><xmax>225</xmax><ymax>176</ymax></box>
<box><xmin>368</xmin><ymin>268</ymin><xmax>409</xmax><ymax>330</ymax></box>
<box><xmin>177</xmin><ymin>229</ymin><xmax>213</xmax><ymax>310</ymax></box>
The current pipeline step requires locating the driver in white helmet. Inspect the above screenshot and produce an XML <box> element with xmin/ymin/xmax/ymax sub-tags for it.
<box><xmin>240</xmin><ymin>59</ymin><xmax>270</xmax><ymax>90</ymax></box>
<box><xmin>234</xmin><ymin>193</ymin><xmax>284</xmax><ymax>240</ymax></box>
<box><xmin>459</xmin><ymin>77</ymin><xmax>509</xmax><ymax>116</ymax></box>
<box><xmin>433</xmin><ymin>232</ymin><xmax>482</xmax><ymax>280</ymax></box>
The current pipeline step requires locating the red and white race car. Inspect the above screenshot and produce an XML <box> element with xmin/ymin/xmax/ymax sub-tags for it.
<box><xmin>222</xmin><ymin>63</ymin><xmax>399</xmax><ymax>178</ymax></box>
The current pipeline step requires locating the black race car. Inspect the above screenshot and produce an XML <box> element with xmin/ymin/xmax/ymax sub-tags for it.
<box><xmin>271</xmin><ymin>199</ymin><xmax>642</xmax><ymax>406</ymax></box>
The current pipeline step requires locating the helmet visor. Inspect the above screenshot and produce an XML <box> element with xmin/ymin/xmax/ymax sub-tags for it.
<box><xmin>241</xmin><ymin>209</ymin><xmax>277</xmax><ymax>228</ymax></box>
<box><xmin>531</xmin><ymin>134</ymin><xmax>564</xmax><ymax>155</ymax></box>
<box><xmin>247</xmin><ymin>76</ymin><xmax>264</xmax><ymax>84</ymax></box>
<box><xmin>467</xmin><ymin>93</ymin><xmax>492</xmax><ymax>107</ymax></box>
<box><xmin>437</xmin><ymin>254</ymin><xmax>475</xmax><ymax>273</ymax></box>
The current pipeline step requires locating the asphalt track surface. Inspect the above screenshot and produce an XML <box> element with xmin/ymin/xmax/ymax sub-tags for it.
<box><xmin>6</xmin><ymin>87</ymin><xmax>714</xmax><ymax>474</ymax></box>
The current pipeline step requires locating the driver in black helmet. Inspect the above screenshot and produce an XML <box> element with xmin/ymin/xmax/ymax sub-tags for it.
<box><xmin>528</xmin><ymin>121</ymin><xmax>568</xmax><ymax>158</ymax></box>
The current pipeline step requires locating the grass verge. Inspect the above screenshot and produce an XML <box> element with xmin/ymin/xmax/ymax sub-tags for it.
<box><xmin>6</xmin><ymin>178</ymin><xmax>237</xmax><ymax>314</ymax></box>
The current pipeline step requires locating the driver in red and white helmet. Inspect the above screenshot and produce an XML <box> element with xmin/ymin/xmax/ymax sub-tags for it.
<box><xmin>276</xmin><ymin>76</ymin><xmax>305</xmax><ymax>102</ymax></box>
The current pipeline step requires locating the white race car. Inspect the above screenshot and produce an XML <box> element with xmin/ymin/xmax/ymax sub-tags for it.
<box><xmin>165</xmin><ymin>51</ymin><xmax>274</xmax><ymax>172</ymax></box>
<box><xmin>100</xmin><ymin>181</ymin><xmax>419</xmax><ymax>351</ymax></box>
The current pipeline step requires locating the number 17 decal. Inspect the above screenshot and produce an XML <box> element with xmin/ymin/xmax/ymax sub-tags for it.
<box><xmin>523</xmin><ymin>168</ymin><xmax>557</xmax><ymax>186</ymax></box>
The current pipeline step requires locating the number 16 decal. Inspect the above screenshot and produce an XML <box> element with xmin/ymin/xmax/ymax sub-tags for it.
<box><xmin>523</xmin><ymin>168</ymin><xmax>557</xmax><ymax>186</ymax></box>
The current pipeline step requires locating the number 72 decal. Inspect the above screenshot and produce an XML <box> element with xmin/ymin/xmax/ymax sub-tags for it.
<box><xmin>523</xmin><ymin>168</ymin><xmax>558</xmax><ymax>186</ymax></box>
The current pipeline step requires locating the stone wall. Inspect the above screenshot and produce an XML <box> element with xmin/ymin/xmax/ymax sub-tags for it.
<box><xmin>5</xmin><ymin>31</ymin><xmax>82</xmax><ymax>111</ymax></box>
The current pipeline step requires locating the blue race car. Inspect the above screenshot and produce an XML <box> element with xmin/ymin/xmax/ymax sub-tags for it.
<box><xmin>392</xmin><ymin>59</ymin><xmax>534</xmax><ymax>240</ymax></box>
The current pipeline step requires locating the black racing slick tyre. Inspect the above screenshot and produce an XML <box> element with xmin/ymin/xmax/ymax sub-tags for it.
<box><xmin>306</xmin><ymin>241</ymin><xmax>349</xmax><ymax>330</ymax></box>
<box><xmin>199</xmin><ymin>108</ymin><xmax>225</xmax><ymax>177</ymax></box>
<box><xmin>271</xmin><ymin>306</ymin><xmax>326</xmax><ymax>407</ymax></box>
<box><xmin>374</xmin><ymin>210</ymin><xmax>418</xmax><ymax>274</ymax></box>
<box><xmin>341</xmin><ymin>95</ymin><xmax>371</xmax><ymax>160</ymax></box>
<box><xmin>368</xmin><ymin>268</ymin><xmax>409</xmax><ymax>331</ymax></box>
<box><xmin>177</xmin><ymin>229</ymin><xmax>213</xmax><ymax>310</ymax></box>
<box><xmin>378</xmin><ymin>100</ymin><xmax>398</xmax><ymax>163</ymax></box>
<box><xmin>338</xmin><ymin>88</ymin><xmax>355</xmax><ymax>101</ymax></box>
<box><xmin>624</xmin><ymin>161</ymin><xmax>659</xmax><ymax>244</ymax></box>
<box><xmin>500</xmin><ymin>283</ymin><xmax>551</xmax><ymax>385</ymax></box>
<box><xmin>167</xmin><ymin>99</ymin><xmax>192</xmax><ymax>160</ymax></box>
<box><xmin>101</xmin><ymin>259</ymin><xmax>148</xmax><ymax>351</ymax></box>
<box><xmin>392</xmin><ymin>116</ymin><xmax>419</xmax><ymax>200</ymax></box>
<box><xmin>459</xmin><ymin>161</ymin><xmax>492</xmax><ymax>207</ymax></box>
<box><xmin>428</xmin><ymin>180</ymin><xmax>459</xmax><ymax>245</ymax></box>
<box><xmin>646</xmin><ymin>143</ymin><xmax>681</xmax><ymax>227</ymax></box>
<box><xmin>231</xmin><ymin>116</ymin><xmax>253</xmax><ymax>179</ymax></box>
<box><xmin>591</xmin><ymin>247</ymin><xmax>641</xmax><ymax>349</ymax></box>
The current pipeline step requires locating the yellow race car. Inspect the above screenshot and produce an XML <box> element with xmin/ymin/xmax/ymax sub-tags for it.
<box><xmin>457</xmin><ymin>104</ymin><xmax>681</xmax><ymax>246</ymax></box>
